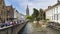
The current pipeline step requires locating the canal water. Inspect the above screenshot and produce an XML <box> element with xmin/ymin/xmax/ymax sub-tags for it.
<box><xmin>19</xmin><ymin>22</ymin><xmax>60</xmax><ymax>34</ymax></box>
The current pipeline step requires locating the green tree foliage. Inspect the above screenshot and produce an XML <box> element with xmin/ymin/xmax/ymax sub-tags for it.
<box><xmin>26</xmin><ymin>8</ymin><xmax>45</xmax><ymax>22</ymax></box>
<box><xmin>26</xmin><ymin>16</ymin><xmax>32</xmax><ymax>19</ymax></box>
<box><xmin>32</xmin><ymin>8</ymin><xmax>45</xmax><ymax>21</ymax></box>
<box><xmin>26</xmin><ymin>15</ymin><xmax>34</xmax><ymax>22</ymax></box>
<box><xmin>39</xmin><ymin>9</ymin><xmax>44</xmax><ymax>20</ymax></box>
<box><xmin>32</xmin><ymin>8</ymin><xmax>39</xmax><ymax>21</ymax></box>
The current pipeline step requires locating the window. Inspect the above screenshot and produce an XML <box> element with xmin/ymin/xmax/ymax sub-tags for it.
<box><xmin>56</xmin><ymin>7</ymin><xmax>58</xmax><ymax>14</ymax></box>
<box><xmin>56</xmin><ymin>7</ymin><xmax>58</xmax><ymax>20</ymax></box>
<box><xmin>52</xmin><ymin>16</ymin><xmax>53</xmax><ymax>20</ymax></box>
<box><xmin>54</xmin><ymin>7</ymin><xmax>58</xmax><ymax>20</ymax></box>
<box><xmin>54</xmin><ymin>14</ymin><xmax>58</xmax><ymax>20</ymax></box>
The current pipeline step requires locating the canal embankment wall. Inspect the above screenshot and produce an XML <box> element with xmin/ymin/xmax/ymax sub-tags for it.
<box><xmin>0</xmin><ymin>22</ymin><xmax>27</xmax><ymax>34</ymax></box>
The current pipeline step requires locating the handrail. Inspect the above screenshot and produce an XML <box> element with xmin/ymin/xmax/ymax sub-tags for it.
<box><xmin>0</xmin><ymin>22</ymin><xmax>27</xmax><ymax>34</ymax></box>
<box><xmin>0</xmin><ymin>24</ymin><xmax>20</xmax><ymax>31</ymax></box>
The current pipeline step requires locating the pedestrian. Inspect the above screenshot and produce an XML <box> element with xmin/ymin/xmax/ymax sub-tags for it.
<box><xmin>5</xmin><ymin>20</ymin><xmax>10</xmax><ymax>26</ymax></box>
<box><xmin>0</xmin><ymin>19</ymin><xmax>4</xmax><ymax>27</ymax></box>
<box><xmin>0</xmin><ymin>19</ymin><xmax>2</xmax><ymax>27</ymax></box>
<box><xmin>10</xmin><ymin>21</ymin><xmax>14</xmax><ymax>25</ymax></box>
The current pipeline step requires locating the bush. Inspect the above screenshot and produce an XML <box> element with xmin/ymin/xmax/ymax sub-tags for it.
<box><xmin>45</xmin><ymin>19</ymin><xmax>49</xmax><ymax>25</ymax></box>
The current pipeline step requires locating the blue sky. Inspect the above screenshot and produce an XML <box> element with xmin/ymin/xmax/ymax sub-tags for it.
<box><xmin>4</xmin><ymin>0</ymin><xmax>57</xmax><ymax>15</ymax></box>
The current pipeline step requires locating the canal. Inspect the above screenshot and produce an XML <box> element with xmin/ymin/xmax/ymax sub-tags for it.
<box><xmin>18</xmin><ymin>22</ymin><xmax>60</xmax><ymax>34</ymax></box>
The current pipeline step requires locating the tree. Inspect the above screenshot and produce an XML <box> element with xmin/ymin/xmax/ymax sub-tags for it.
<box><xmin>26</xmin><ymin>15</ymin><xmax>34</xmax><ymax>22</ymax></box>
<box><xmin>26</xmin><ymin>16</ymin><xmax>32</xmax><ymax>19</ymax></box>
<box><xmin>39</xmin><ymin>9</ymin><xmax>44</xmax><ymax>20</ymax></box>
<box><xmin>32</xmin><ymin>8</ymin><xmax>39</xmax><ymax>21</ymax></box>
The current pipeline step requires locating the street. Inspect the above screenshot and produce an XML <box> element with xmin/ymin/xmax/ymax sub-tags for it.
<box><xmin>20</xmin><ymin>22</ymin><xmax>60</xmax><ymax>34</ymax></box>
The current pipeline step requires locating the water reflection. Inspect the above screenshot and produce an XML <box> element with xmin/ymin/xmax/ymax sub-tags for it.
<box><xmin>20</xmin><ymin>22</ymin><xmax>60</xmax><ymax>34</ymax></box>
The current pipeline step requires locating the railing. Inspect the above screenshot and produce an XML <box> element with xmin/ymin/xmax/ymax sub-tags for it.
<box><xmin>0</xmin><ymin>22</ymin><xmax>27</xmax><ymax>34</ymax></box>
<box><xmin>47</xmin><ymin>22</ymin><xmax>60</xmax><ymax>30</ymax></box>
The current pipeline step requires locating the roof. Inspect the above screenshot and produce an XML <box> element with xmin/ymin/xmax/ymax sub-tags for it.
<box><xmin>44</xmin><ymin>2</ymin><xmax>60</xmax><ymax>12</ymax></box>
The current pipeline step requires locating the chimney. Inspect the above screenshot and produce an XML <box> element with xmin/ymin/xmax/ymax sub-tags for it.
<box><xmin>57</xmin><ymin>0</ymin><xmax>60</xmax><ymax>3</ymax></box>
<box><xmin>48</xmin><ymin>6</ymin><xmax>51</xmax><ymax>8</ymax></box>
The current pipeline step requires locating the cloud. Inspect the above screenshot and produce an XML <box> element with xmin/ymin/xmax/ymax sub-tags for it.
<box><xmin>28</xmin><ymin>0</ymin><xmax>57</xmax><ymax>15</ymax></box>
<box><xmin>5</xmin><ymin>0</ymin><xmax>57</xmax><ymax>15</ymax></box>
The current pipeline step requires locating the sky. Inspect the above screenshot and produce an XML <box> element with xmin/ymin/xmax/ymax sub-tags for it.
<box><xmin>4</xmin><ymin>0</ymin><xmax>57</xmax><ymax>15</ymax></box>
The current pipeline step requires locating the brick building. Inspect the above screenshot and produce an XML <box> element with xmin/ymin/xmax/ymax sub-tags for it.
<box><xmin>0</xmin><ymin>0</ymin><xmax>25</xmax><ymax>22</ymax></box>
<box><xmin>6</xmin><ymin>6</ymin><xmax>14</xmax><ymax>20</ymax></box>
<box><xmin>0</xmin><ymin>0</ymin><xmax>7</xmax><ymax>22</ymax></box>
<box><xmin>0</xmin><ymin>0</ymin><xmax>14</xmax><ymax>22</ymax></box>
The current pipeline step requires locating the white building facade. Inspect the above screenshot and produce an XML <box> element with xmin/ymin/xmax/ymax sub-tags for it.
<box><xmin>14</xmin><ymin>9</ymin><xmax>25</xmax><ymax>21</ymax></box>
<box><xmin>45</xmin><ymin>2</ymin><xmax>60</xmax><ymax>23</ymax></box>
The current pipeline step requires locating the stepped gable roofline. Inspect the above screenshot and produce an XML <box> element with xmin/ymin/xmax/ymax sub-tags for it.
<box><xmin>6</xmin><ymin>5</ymin><xmax>13</xmax><ymax>9</ymax></box>
<box><xmin>45</xmin><ymin>2</ymin><xmax>60</xmax><ymax>12</ymax></box>
<box><xmin>6</xmin><ymin>5</ymin><xmax>14</xmax><ymax>10</ymax></box>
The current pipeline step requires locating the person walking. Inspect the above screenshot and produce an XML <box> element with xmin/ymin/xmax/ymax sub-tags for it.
<box><xmin>10</xmin><ymin>21</ymin><xmax>14</xmax><ymax>25</ymax></box>
<box><xmin>0</xmin><ymin>19</ymin><xmax>4</xmax><ymax>27</ymax></box>
<box><xmin>5</xmin><ymin>20</ymin><xmax>10</xmax><ymax>26</ymax></box>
